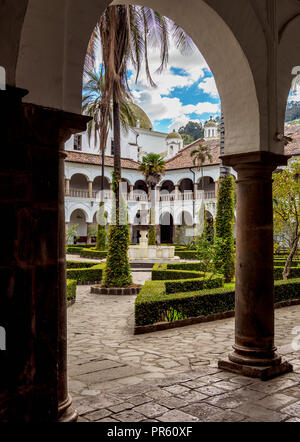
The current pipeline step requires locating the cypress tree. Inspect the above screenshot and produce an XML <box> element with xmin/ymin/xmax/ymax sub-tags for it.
<box><xmin>103</xmin><ymin>176</ymin><xmax>132</xmax><ymax>287</ymax></box>
<box><xmin>214</xmin><ymin>175</ymin><xmax>235</xmax><ymax>282</ymax></box>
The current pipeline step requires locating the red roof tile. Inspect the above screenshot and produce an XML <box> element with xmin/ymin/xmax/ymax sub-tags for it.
<box><xmin>284</xmin><ymin>124</ymin><xmax>300</xmax><ymax>156</ymax></box>
<box><xmin>165</xmin><ymin>138</ymin><xmax>221</xmax><ymax>170</ymax></box>
<box><xmin>65</xmin><ymin>151</ymin><xmax>140</xmax><ymax>169</ymax></box>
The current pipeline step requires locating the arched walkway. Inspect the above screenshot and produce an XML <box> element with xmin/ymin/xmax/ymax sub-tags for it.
<box><xmin>2</xmin><ymin>0</ymin><xmax>300</xmax><ymax>422</ymax></box>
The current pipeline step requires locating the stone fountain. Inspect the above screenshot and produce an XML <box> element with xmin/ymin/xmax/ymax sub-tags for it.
<box><xmin>128</xmin><ymin>224</ymin><xmax>178</xmax><ymax>261</ymax></box>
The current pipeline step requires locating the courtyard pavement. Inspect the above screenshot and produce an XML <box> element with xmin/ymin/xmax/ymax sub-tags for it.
<box><xmin>67</xmin><ymin>285</ymin><xmax>300</xmax><ymax>422</ymax></box>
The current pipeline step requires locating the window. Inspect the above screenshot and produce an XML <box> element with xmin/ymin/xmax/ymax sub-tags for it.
<box><xmin>111</xmin><ymin>140</ymin><xmax>115</xmax><ymax>156</ymax></box>
<box><xmin>74</xmin><ymin>134</ymin><xmax>82</xmax><ymax>151</ymax></box>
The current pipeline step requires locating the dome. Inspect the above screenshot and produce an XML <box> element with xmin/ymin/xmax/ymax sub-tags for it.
<box><xmin>166</xmin><ymin>130</ymin><xmax>182</xmax><ymax>140</ymax></box>
<box><xmin>205</xmin><ymin>117</ymin><xmax>217</xmax><ymax>128</ymax></box>
<box><xmin>129</xmin><ymin>103</ymin><xmax>153</xmax><ymax>131</ymax></box>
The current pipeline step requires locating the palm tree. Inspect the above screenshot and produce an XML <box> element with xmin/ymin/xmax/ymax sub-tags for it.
<box><xmin>86</xmin><ymin>5</ymin><xmax>194</xmax><ymax>284</ymax></box>
<box><xmin>190</xmin><ymin>143</ymin><xmax>213</xmax><ymax>195</ymax></box>
<box><xmin>138</xmin><ymin>153</ymin><xmax>166</xmax><ymax>191</ymax></box>
<box><xmin>82</xmin><ymin>70</ymin><xmax>136</xmax><ymax>195</ymax></box>
<box><xmin>87</xmin><ymin>5</ymin><xmax>194</xmax><ymax>204</ymax></box>
<box><xmin>138</xmin><ymin>153</ymin><xmax>165</xmax><ymax>245</ymax></box>
<box><xmin>82</xmin><ymin>70</ymin><xmax>136</xmax><ymax>249</ymax></box>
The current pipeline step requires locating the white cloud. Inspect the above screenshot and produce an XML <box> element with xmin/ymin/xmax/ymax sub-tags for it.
<box><xmin>168</xmin><ymin>117</ymin><xmax>200</xmax><ymax>132</ymax></box>
<box><xmin>198</xmin><ymin>77</ymin><xmax>219</xmax><ymax>98</ymax></box>
<box><xmin>288</xmin><ymin>84</ymin><xmax>300</xmax><ymax>102</ymax></box>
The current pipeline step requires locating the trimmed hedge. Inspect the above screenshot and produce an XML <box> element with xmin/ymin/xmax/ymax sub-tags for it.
<box><xmin>152</xmin><ymin>263</ymin><xmax>204</xmax><ymax>281</ymax></box>
<box><xmin>67</xmin><ymin>261</ymin><xmax>98</xmax><ymax>269</ymax></box>
<box><xmin>152</xmin><ymin>263</ymin><xmax>224</xmax><ymax>293</ymax></box>
<box><xmin>67</xmin><ymin>279</ymin><xmax>77</xmax><ymax>302</ymax></box>
<box><xmin>174</xmin><ymin>250</ymin><xmax>198</xmax><ymax>260</ymax></box>
<box><xmin>67</xmin><ymin>246</ymin><xmax>84</xmax><ymax>255</ymax></box>
<box><xmin>274</xmin><ymin>266</ymin><xmax>300</xmax><ymax>280</ymax></box>
<box><xmin>66</xmin><ymin>263</ymin><xmax>105</xmax><ymax>283</ymax></box>
<box><xmin>135</xmin><ymin>278</ymin><xmax>300</xmax><ymax>326</ymax></box>
<box><xmin>80</xmin><ymin>248</ymin><xmax>107</xmax><ymax>259</ymax></box>
<box><xmin>274</xmin><ymin>260</ymin><xmax>300</xmax><ymax>267</ymax></box>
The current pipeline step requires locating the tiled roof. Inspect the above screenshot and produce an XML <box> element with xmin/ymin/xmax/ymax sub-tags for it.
<box><xmin>65</xmin><ymin>151</ymin><xmax>140</xmax><ymax>169</ymax></box>
<box><xmin>165</xmin><ymin>138</ymin><xmax>220</xmax><ymax>170</ymax></box>
<box><xmin>284</xmin><ymin>124</ymin><xmax>300</xmax><ymax>156</ymax></box>
<box><xmin>65</xmin><ymin>126</ymin><xmax>300</xmax><ymax>172</ymax></box>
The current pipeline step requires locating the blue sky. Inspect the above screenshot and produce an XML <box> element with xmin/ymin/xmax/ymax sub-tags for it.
<box><xmin>127</xmin><ymin>40</ymin><xmax>221</xmax><ymax>134</ymax></box>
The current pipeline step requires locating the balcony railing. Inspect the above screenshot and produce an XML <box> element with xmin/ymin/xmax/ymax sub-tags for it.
<box><xmin>68</xmin><ymin>188</ymin><xmax>216</xmax><ymax>201</ymax></box>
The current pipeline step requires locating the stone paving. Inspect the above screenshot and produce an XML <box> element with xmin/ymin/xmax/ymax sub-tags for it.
<box><xmin>67</xmin><ymin>285</ymin><xmax>300</xmax><ymax>422</ymax></box>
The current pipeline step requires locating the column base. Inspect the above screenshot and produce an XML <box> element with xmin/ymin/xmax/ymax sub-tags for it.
<box><xmin>218</xmin><ymin>357</ymin><xmax>293</xmax><ymax>381</ymax></box>
<box><xmin>57</xmin><ymin>395</ymin><xmax>78</xmax><ymax>422</ymax></box>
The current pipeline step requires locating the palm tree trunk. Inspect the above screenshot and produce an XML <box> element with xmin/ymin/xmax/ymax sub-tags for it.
<box><xmin>101</xmin><ymin>142</ymin><xmax>105</xmax><ymax>197</ymax></box>
<box><xmin>113</xmin><ymin>97</ymin><xmax>121</xmax><ymax>213</ymax></box>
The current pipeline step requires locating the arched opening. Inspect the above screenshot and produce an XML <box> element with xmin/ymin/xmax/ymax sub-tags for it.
<box><xmin>160</xmin><ymin>212</ymin><xmax>174</xmax><ymax>244</ymax></box>
<box><xmin>198</xmin><ymin>176</ymin><xmax>216</xmax><ymax>200</ymax></box>
<box><xmin>6</xmin><ymin>0</ymin><xmax>298</xmax><ymax>423</ymax></box>
<box><xmin>179</xmin><ymin>178</ymin><xmax>193</xmax><ymax>200</ymax></box>
<box><xmin>70</xmin><ymin>174</ymin><xmax>89</xmax><ymax>198</ymax></box>
<box><xmin>133</xmin><ymin>180</ymin><xmax>148</xmax><ymax>201</ymax></box>
<box><xmin>160</xmin><ymin>180</ymin><xmax>175</xmax><ymax>201</ymax></box>
<box><xmin>93</xmin><ymin>176</ymin><xmax>111</xmax><ymax>200</ymax></box>
<box><xmin>70</xmin><ymin>209</ymin><xmax>88</xmax><ymax>243</ymax></box>
<box><xmin>178</xmin><ymin>210</ymin><xmax>193</xmax><ymax>227</ymax></box>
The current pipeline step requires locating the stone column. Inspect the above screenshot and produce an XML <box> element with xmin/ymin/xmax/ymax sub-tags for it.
<box><xmin>175</xmin><ymin>185</ymin><xmax>180</xmax><ymax>200</ymax></box>
<box><xmin>88</xmin><ymin>181</ymin><xmax>93</xmax><ymax>199</ymax></box>
<box><xmin>129</xmin><ymin>185</ymin><xmax>134</xmax><ymax>201</ymax></box>
<box><xmin>218</xmin><ymin>152</ymin><xmax>292</xmax><ymax>380</ymax></box>
<box><xmin>193</xmin><ymin>183</ymin><xmax>198</xmax><ymax>200</ymax></box>
<box><xmin>86</xmin><ymin>223</ymin><xmax>92</xmax><ymax>244</ymax></box>
<box><xmin>0</xmin><ymin>86</ymin><xmax>90</xmax><ymax>421</ymax></box>
<box><xmin>156</xmin><ymin>225</ymin><xmax>161</xmax><ymax>245</ymax></box>
<box><xmin>156</xmin><ymin>186</ymin><xmax>161</xmax><ymax>202</ymax></box>
<box><xmin>65</xmin><ymin>179</ymin><xmax>70</xmax><ymax>196</ymax></box>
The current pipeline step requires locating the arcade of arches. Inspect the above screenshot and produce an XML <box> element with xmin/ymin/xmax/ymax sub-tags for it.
<box><xmin>1</xmin><ymin>0</ymin><xmax>300</xmax><ymax>422</ymax></box>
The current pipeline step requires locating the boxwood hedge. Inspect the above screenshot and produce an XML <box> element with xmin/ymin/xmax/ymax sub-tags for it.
<box><xmin>67</xmin><ymin>279</ymin><xmax>77</xmax><ymax>302</ymax></box>
<box><xmin>274</xmin><ymin>266</ymin><xmax>300</xmax><ymax>280</ymax></box>
<box><xmin>66</xmin><ymin>263</ymin><xmax>105</xmax><ymax>283</ymax></box>
<box><xmin>135</xmin><ymin>278</ymin><xmax>300</xmax><ymax>326</ymax></box>
<box><xmin>67</xmin><ymin>261</ymin><xmax>98</xmax><ymax>269</ymax></box>
<box><xmin>80</xmin><ymin>248</ymin><xmax>107</xmax><ymax>259</ymax></box>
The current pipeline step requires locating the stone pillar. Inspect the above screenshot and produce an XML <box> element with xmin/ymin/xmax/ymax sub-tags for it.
<box><xmin>156</xmin><ymin>186</ymin><xmax>161</xmax><ymax>202</ymax></box>
<box><xmin>65</xmin><ymin>178</ymin><xmax>70</xmax><ymax>196</ymax></box>
<box><xmin>156</xmin><ymin>225</ymin><xmax>161</xmax><ymax>245</ymax></box>
<box><xmin>129</xmin><ymin>185</ymin><xmax>134</xmax><ymax>201</ymax></box>
<box><xmin>87</xmin><ymin>223</ymin><xmax>92</xmax><ymax>244</ymax></box>
<box><xmin>175</xmin><ymin>185</ymin><xmax>180</xmax><ymax>200</ymax></box>
<box><xmin>218</xmin><ymin>152</ymin><xmax>292</xmax><ymax>380</ymax></box>
<box><xmin>0</xmin><ymin>87</ymin><xmax>90</xmax><ymax>421</ymax></box>
<box><xmin>88</xmin><ymin>181</ymin><xmax>93</xmax><ymax>199</ymax></box>
<box><xmin>193</xmin><ymin>183</ymin><xmax>198</xmax><ymax>200</ymax></box>
<box><xmin>215</xmin><ymin>181</ymin><xmax>219</xmax><ymax>198</ymax></box>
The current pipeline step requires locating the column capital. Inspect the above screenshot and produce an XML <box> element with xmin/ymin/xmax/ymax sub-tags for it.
<box><xmin>221</xmin><ymin>151</ymin><xmax>289</xmax><ymax>172</ymax></box>
<box><xmin>22</xmin><ymin>103</ymin><xmax>91</xmax><ymax>146</ymax></box>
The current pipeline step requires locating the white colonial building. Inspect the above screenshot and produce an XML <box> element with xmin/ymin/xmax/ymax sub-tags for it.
<box><xmin>64</xmin><ymin>106</ymin><xmax>235</xmax><ymax>244</ymax></box>
<box><xmin>64</xmin><ymin>104</ymin><xmax>300</xmax><ymax>245</ymax></box>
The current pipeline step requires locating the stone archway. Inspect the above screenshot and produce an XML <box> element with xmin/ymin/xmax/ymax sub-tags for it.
<box><xmin>2</xmin><ymin>0</ymin><xmax>300</xmax><ymax>423</ymax></box>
